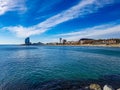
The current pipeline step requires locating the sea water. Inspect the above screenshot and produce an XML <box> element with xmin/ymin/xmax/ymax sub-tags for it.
<box><xmin>0</xmin><ymin>45</ymin><xmax>120</xmax><ymax>89</ymax></box>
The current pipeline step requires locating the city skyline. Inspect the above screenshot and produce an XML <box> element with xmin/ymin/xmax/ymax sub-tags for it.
<box><xmin>0</xmin><ymin>0</ymin><xmax>120</xmax><ymax>44</ymax></box>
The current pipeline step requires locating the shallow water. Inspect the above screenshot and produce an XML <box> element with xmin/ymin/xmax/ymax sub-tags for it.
<box><xmin>0</xmin><ymin>45</ymin><xmax>120</xmax><ymax>90</ymax></box>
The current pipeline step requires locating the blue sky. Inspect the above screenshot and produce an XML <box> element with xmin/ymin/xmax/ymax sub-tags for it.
<box><xmin>0</xmin><ymin>0</ymin><xmax>120</xmax><ymax>44</ymax></box>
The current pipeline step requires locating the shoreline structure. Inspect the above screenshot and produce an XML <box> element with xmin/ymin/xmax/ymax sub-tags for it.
<box><xmin>46</xmin><ymin>38</ymin><xmax>120</xmax><ymax>47</ymax></box>
<box><xmin>22</xmin><ymin>37</ymin><xmax>120</xmax><ymax>47</ymax></box>
<box><xmin>48</xmin><ymin>44</ymin><xmax>120</xmax><ymax>47</ymax></box>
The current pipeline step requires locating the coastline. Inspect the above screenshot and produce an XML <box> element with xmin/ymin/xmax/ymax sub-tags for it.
<box><xmin>46</xmin><ymin>44</ymin><xmax>120</xmax><ymax>48</ymax></box>
<box><xmin>4</xmin><ymin>77</ymin><xmax>120</xmax><ymax>90</ymax></box>
<box><xmin>1</xmin><ymin>44</ymin><xmax>120</xmax><ymax>48</ymax></box>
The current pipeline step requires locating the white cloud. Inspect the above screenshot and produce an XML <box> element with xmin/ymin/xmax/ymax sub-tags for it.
<box><xmin>2</xmin><ymin>25</ymin><xmax>46</xmax><ymax>38</ymax></box>
<box><xmin>0</xmin><ymin>0</ymin><xmax>26</xmax><ymax>15</ymax></box>
<box><xmin>1</xmin><ymin>0</ymin><xmax>115</xmax><ymax>38</ymax></box>
<box><xmin>37</xmin><ymin>0</ymin><xmax>114</xmax><ymax>29</ymax></box>
<box><xmin>55</xmin><ymin>23</ymin><xmax>120</xmax><ymax>41</ymax></box>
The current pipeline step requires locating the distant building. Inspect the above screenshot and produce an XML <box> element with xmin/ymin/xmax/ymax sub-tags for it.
<box><xmin>63</xmin><ymin>39</ymin><xmax>67</xmax><ymax>44</ymax></box>
<box><xmin>105</xmin><ymin>39</ymin><xmax>120</xmax><ymax>45</ymax></box>
<box><xmin>25</xmin><ymin>37</ymin><xmax>31</xmax><ymax>45</ymax></box>
<box><xmin>32</xmin><ymin>42</ymin><xmax>44</xmax><ymax>45</ymax></box>
<box><xmin>59</xmin><ymin>38</ymin><xmax>62</xmax><ymax>43</ymax></box>
<box><xmin>79</xmin><ymin>38</ymin><xmax>120</xmax><ymax>45</ymax></box>
<box><xmin>79</xmin><ymin>38</ymin><xmax>94</xmax><ymax>44</ymax></box>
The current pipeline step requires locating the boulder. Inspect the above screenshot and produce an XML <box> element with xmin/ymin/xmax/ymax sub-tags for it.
<box><xmin>117</xmin><ymin>88</ymin><xmax>120</xmax><ymax>90</ymax></box>
<box><xmin>103</xmin><ymin>85</ymin><xmax>114</xmax><ymax>90</ymax></box>
<box><xmin>89</xmin><ymin>84</ymin><xmax>101</xmax><ymax>90</ymax></box>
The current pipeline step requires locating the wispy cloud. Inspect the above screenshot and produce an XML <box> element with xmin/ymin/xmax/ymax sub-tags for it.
<box><xmin>0</xmin><ymin>0</ymin><xmax>26</xmax><ymax>15</ymax></box>
<box><xmin>55</xmin><ymin>23</ymin><xmax>120</xmax><ymax>41</ymax></box>
<box><xmin>2</xmin><ymin>0</ymin><xmax>115</xmax><ymax>38</ymax></box>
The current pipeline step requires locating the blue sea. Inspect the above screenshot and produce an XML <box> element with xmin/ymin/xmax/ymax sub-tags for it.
<box><xmin>0</xmin><ymin>45</ymin><xmax>120</xmax><ymax>90</ymax></box>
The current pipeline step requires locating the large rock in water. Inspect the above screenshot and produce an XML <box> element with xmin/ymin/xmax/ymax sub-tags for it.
<box><xmin>117</xmin><ymin>88</ymin><xmax>120</xmax><ymax>90</ymax></box>
<box><xmin>103</xmin><ymin>85</ymin><xmax>114</xmax><ymax>90</ymax></box>
<box><xmin>89</xmin><ymin>84</ymin><xmax>101</xmax><ymax>90</ymax></box>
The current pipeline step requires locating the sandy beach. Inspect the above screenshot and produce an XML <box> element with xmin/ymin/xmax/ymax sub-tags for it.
<box><xmin>48</xmin><ymin>44</ymin><xmax>120</xmax><ymax>48</ymax></box>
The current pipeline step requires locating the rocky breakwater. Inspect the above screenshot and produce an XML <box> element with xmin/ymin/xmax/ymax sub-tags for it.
<box><xmin>39</xmin><ymin>83</ymin><xmax>120</xmax><ymax>90</ymax></box>
<box><xmin>89</xmin><ymin>84</ymin><xmax>119</xmax><ymax>90</ymax></box>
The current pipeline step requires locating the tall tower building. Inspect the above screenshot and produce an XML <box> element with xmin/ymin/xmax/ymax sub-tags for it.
<box><xmin>25</xmin><ymin>37</ymin><xmax>31</xmax><ymax>45</ymax></box>
<box><xmin>60</xmin><ymin>38</ymin><xmax>62</xmax><ymax>43</ymax></box>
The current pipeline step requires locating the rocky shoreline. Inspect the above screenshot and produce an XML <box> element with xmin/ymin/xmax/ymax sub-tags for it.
<box><xmin>37</xmin><ymin>78</ymin><xmax>120</xmax><ymax>90</ymax></box>
<box><xmin>2</xmin><ymin>82</ymin><xmax>120</xmax><ymax>90</ymax></box>
<box><xmin>3</xmin><ymin>77</ymin><xmax>120</xmax><ymax>90</ymax></box>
